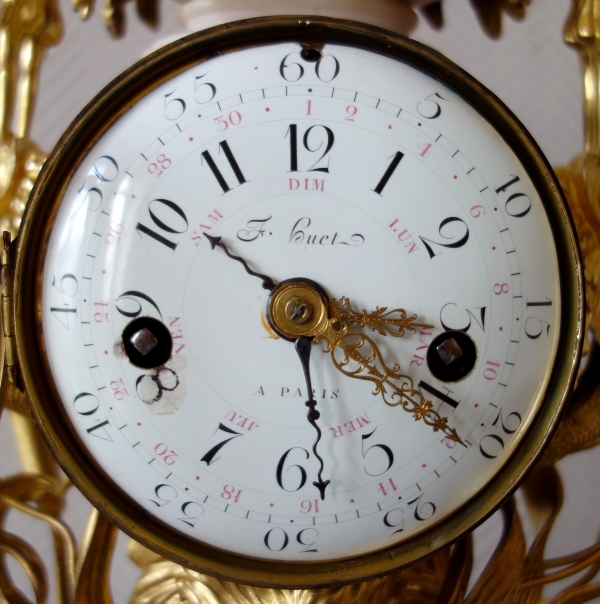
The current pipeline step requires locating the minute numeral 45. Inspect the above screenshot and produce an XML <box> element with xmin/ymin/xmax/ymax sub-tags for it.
<box><xmin>50</xmin><ymin>273</ymin><xmax>78</xmax><ymax>329</ymax></box>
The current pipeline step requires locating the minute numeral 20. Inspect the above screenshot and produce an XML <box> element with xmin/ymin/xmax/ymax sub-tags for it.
<box><xmin>479</xmin><ymin>408</ymin><xmax>522</xmax><ymax>459</ymax></box>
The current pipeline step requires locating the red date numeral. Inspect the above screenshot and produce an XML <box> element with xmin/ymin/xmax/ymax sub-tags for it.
<box><xmin>221</xmin><ymin>485</ymin><xmax>242</xmax><ymax>503</ymax></box>
<box><xmin>148</xmin><ymin>154</ymin><xmax>172</xmax><ymax>177</ymax></box>
<box><xmin>110</xmin><ymin>378</ymin><xmax>129</xmax><ymax>401</ymax></box>
<box><xmin>154</xmin><ymin>443</ymin><xmax>179</xmax><ymax>466</ymax></box>
<box><xmin>94</xmin><ymin>301</ymin><xmax>109</xmax><ymax>323</ymax></box>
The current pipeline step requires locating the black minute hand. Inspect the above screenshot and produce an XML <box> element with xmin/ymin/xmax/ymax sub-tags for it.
<box><xmin>295</xmin><ymin>336</ymin><xmax>330</xmax><ymax>500</ymax></box>
<box><xmin>204</xmin><ymin>233</ymin><xmax>276</xmax><ymax>291</ymax></box>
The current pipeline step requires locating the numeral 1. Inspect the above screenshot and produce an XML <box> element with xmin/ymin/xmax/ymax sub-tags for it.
<box><xmin>373</xmin><ymin>152</ymin><xmax>404</xmax><ymax>195</ymax></box>
<box><xmin>418</xmin><ymin>381</ymin><xmax>460</xmax><ymax>409</ymax></box>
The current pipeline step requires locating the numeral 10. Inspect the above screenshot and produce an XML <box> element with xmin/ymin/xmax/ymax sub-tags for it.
<box><xmin>483</xmin><ymin>360</ymin><xmax>500</xmax><ymax>381</ymax></box>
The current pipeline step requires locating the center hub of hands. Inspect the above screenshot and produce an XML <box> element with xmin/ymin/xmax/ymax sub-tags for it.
<box><xmin>268</xmin><ymin>279</ymin><xmax>329</xmax><ymax>340</ymax></box>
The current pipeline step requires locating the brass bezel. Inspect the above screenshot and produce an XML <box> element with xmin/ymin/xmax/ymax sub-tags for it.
<box><xmin>15</xmin><ymin>16</ymin><xmax>583</xmax><ymax>588</ymax></box>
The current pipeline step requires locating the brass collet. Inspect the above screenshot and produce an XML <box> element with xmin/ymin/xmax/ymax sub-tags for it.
<box><xmin>268</xmin><ymin>282</ymin><xmax>329</xmax><ymax>339</ymax></box>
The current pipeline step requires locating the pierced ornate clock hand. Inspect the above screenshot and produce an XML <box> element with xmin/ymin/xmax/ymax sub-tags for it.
<box><xmin>295</xmin><ymin>336</ymin><xmax>331</xmax><ymax>500</ymax></box>
<box><xmin>312</xmin><ymin>321</ymin><xmax>466</xmax><ymax>447</ymax></box>
<box><xmin>329</xmin><ymin>297</ymin><xmax>434</xmax><ymax>337</ymax></box>
<box><xmin>205</xmin><ymin>234</ymin><xmax>465</xmax><ymax>450</ymax></box>
<box><xmin>267</xmin><ymin>284</ymin><xmax>465</xmax><ymax>446</ymax></box>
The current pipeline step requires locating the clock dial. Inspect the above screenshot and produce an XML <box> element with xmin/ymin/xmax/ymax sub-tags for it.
<box><xmin>20</xmin><ymin>18</ymin><xmax>581</xmax><ymax>586</ymax></box>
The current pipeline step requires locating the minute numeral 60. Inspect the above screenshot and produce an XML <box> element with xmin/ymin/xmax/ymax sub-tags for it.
<box><xmin>279</xmin><ymin>53</ymin><xmax>339</xmax><ymax>83</ymax></box>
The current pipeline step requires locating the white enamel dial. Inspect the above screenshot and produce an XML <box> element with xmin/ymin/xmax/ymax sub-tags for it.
<box><xmin>39</xmin><ymin>35</ymin><xmax>564</xmax><ymax>564</ymax></box>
